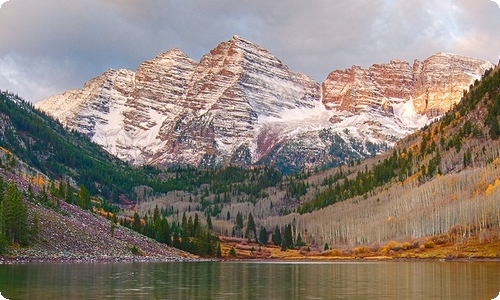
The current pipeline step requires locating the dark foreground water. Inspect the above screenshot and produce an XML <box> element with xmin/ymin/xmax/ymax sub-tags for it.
<box><xmin>1</xmin><ymin>261</ymin><xmax>499</xmax><ymax>299</ymax></box>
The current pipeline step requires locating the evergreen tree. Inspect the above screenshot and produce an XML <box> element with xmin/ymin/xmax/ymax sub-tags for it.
<box><xmin>187</xmin><ymin>215</ymin><xmax>194</xmax><ymax>236</ymax></box>
<box><xmin>153</xmin><ymin>205</ymin><xmax>160</xmax><ymax>224</ymax></box>
<box><xmin>172</xmin><ymin>228</ymin><xmax>181</xmax><ymax>249</ymax></box>
<box><xmin>0</xmin><ymin>177</ymin><xmax>5</xmax><ymax>201</ymax></box>
<box><xmin>49</xmin><ymin>181</ymin><xmax>57</xmax><ymax>197</ymax></box>
<box><xmin>155</xmin><ymin>217</ymin><xmax>171</xmax><ymax>245</ymax></box>
<box><xmin>283</xmin><ymin>224</ymin><xmax>294</xmax><ymax>249</ymax></box>
<box><xmin>0</xmin><ymin>231</ymin><xmax>7</xmax><ymax>255</ymax></box>
<box><xmin>27</xmin><ymin>184</ymin><xmax>35</xmax><ymax>202</ymax></box>
<box><xmin>216</xmin><ymin>242</ymin><xmax>222</xmax><ymax>258</ymax></box>
<box><xmin>234</xmin><ymin>211</ymin><xmax>244</xmax><ymax>237</ymax></box>
<box><xmin>110</xmin><ymin>219</ymin><xmax>116</xmax><ymax>237</ymax></box>
<box><xmin>65</xmin><ymin>179</ymin><xmax>73</xmax><ymax>204</ymax></box>
<box><xmin>181</xmin><ymin>222</ymin><xmax>191</xmax><ymax>252</ymax></box>
<box><xmin>57</xmin><ymin>181</ymin><xmax>65</xmax><ymax>198</ymax></box>
<box><xmin>132</xmin><ymin>211</ymin><xmax>142</xmax><ymax>233</ymax></box>
<box><xmin>229</xmin><ymin>246</ymin><xmax>236</xmax><ymax>257</ymax></box>
<box><xmin>272</xmin><ymin>225</ymin><xmax>282</xmax><ymax>246</ymax></box>
<box><xmin>259</xmin><ymin>226</ymin><xmax>268</xmax><ymax>245</ymax></box>
<box><xmin>245</xmin><ymin>213</ymin><xmax>257</xmax><ymax>241</ymax></box>
<box><xmin>193</xmin><ymin>213</ymin><xmax>201</xmax><ymax>235</ymax></box>
<box><xmin>77</xmin><ymin>185</ymin><xmax>91</xmax><ymax>210</ymax></box>
<box><xmin>295</xmin><ymin>233</ymin><xmax>305</xmax><ymax>247</ymax></box>
<box><xmin>0</xmin><ymin>183</ymin><xmax>29</xmax><ymax>246</ymax></box>
<box><xmin>181</xmin><ymin>212</ymin><xmax>188</xmax><ymax>231</ymax></box>
<box><xmin>235</xmin><ymin>211</ymin><xmax>244</xmax><ymax>230</ymax></box>
<box><xmin>205</xmin><ymin>213</ymin><xmax>213</xmax><ymax>231</ymax></box>
<box><xmin>36</xmin><ymin>185</ymin><xmax>48</xmax><ymax>203</ymax></box>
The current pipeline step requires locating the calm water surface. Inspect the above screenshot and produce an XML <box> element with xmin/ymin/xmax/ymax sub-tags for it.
<box><xmin>0</xmin><ymin>261</ymin><xmax>499</xmax><ymax>299</ymax></box>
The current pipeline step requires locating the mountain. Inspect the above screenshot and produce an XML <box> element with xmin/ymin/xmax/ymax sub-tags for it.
<box><xmin>291</xmin><ymin>65</ymin><xmax>500</xmax><ymax>250</ymax></box>
<box><xmin>35</xmin><ymin>36</ymin><xmax>494</xmax><ymax>172</ymax></box>
<box><xmin>0</xmin><ymin>91</ymin><xmax>158</xmax><ymax>198</ymax></box>
<box><xmin>2</xmin><ymin>64</ymin><xmax>500</xmax><ymax>260</ymax></box>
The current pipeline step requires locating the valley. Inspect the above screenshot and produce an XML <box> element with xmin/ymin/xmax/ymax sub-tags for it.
<box><xmin>0</xmin><ymin>40</ymin><xmax>499</xmax><ymax>261</ymax></box>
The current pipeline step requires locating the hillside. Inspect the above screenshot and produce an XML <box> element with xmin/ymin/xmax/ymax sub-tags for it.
<box><xmin>0</xmin><ymin>91</ymin><xmax>159</xmax><ymax>199</ymax></box>
<box><xmin>0</xmin><ymin>160</ymin><xmax>194</xmax><ymax>262</ymax></box>
<box><xmin>269</xmin><ymin>65</ymin><xmax>500</xmax><ymax>250</ymax></box>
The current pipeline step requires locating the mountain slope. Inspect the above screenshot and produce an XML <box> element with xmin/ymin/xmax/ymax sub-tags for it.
<box><xmin>0</xmin><ymin>91</ymin><xmax>156</xmax><ymax>198</ymax></box>
<box><xmin>0</xmin><ymin>160</ymin><xmax>193</xmax><ymax>262</ymax></box>
<box><xmin>285</xmin><ymin>65</ymin><xmax>500</xmax><ymax>248</ymax></box>
<box><xmin>35</xmin><ymin>37</ymin><xmax>494</xmax><ymax>172</ymax></box>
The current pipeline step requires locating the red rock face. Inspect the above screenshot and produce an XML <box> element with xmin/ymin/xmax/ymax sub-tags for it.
<box><xmin>322</xmin><ymin>53</ymin><xmax>493</xmax><ymax>117</ymax></box>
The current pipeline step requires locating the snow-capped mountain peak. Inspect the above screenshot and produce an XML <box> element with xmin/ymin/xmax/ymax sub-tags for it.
<box><xmin>35</xmin><ymin>37</ymin><xmax>495</xmax><ymax>172</ymax></box>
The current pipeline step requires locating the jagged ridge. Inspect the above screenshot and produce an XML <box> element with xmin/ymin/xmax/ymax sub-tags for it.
<box><xmin>35</xmin><ymin>36</ymin><xmax>495</xmax><ymax>172</ymax></box>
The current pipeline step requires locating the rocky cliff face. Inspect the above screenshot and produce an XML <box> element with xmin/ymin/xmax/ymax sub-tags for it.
<box><xmin>322</xmin><ymin>53</ymin><xmax>493</xmax><ymax>118</ymax></box>
<box><xmin>35</xmin><ymin>37</ymin><xmax>495</xmax><ymax>172</ymax></box>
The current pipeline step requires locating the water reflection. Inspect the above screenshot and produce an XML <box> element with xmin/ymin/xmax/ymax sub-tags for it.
<box><xmin>0</xmin><ymin>261</ymin><xmax>499</xmax><ymax>299</ymax></box>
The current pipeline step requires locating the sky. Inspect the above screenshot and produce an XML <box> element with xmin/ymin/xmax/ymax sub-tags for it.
<box><xmin>0</xmin><ymin>0</ymin><xmax>499</xmax><ymax>103</ymax></box>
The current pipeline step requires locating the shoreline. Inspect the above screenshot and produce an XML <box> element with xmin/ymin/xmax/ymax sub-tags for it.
<box><xmin>2</xmin><ymin>255</ymin><xmax>499</xmax><ymax>264</ymax></box>
<box><xmin>0</xmin><ymin>255</ymin><xmax>198</xmax><ymax>264</ymax></box>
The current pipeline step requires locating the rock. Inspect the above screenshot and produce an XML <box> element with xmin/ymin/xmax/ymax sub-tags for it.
<box><xmin>35</xmin><ymin>38</ymin><xmax>494</xmax><ymax>172</ymax></box>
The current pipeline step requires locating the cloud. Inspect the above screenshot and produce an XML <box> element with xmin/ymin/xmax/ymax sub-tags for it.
<box><xmin>0</xmin><ymin>0</ymin><xmax>499</xmax><ymax>102</ymax></box>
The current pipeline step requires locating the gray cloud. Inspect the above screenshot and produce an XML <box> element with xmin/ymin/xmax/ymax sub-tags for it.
<box><xmin>0</xmin><ymin>0</ymin><xmax>498</xmax><ymax>102</ymax></box>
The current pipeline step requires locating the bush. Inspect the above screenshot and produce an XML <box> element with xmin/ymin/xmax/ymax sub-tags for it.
<box><xmin>229</xmin><ymin>246</ymin><xmax>236</xmax><ymax>257</ymax></box>
<box><xmin>353</xmin><ymin>246</ymin><xmax>371</xmax><ymax>256</ymax></box>
<box><xmin>129</xmin><ymin>245</ymin><xmax>143</xmax><ymax>256</ymax></box>
<box><xmin>423</xmin><ymin>240</ymin><xmax>435</xmax><ymax>248</ymax></box>
<box><xmin>386</xmin><ymin>241</ymin><xmax>401</xmax><ymax>251</ymax></box>
<box><xmin>401</xmin><ymin>242</ymin><xmax>412</xmax><ymax>250</ymax></box>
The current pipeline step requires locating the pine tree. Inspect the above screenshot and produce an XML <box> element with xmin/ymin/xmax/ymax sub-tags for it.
<box><xmin>110</xmin><ymin>219</ymin><xmax>116</xmax><ymax>237</ymax></box>
<box><xmin>65</xmin><ymin>179</ymin><xmax>73</xmax><ymax>204</ymax></box>
<box><xmin>0</xmin><ymin>231</ymin><xmax>7</xmax><ymax>255</ymax></box>
<box><xmin>295</xmin><ymin>232</ymin><xmax>305</xmax><ymax>247</ymax></box>
<box><xmin>153</xmin><ymin>205</ymin><xmax>160</xmax><ymax>224</ymax></box>
<box><xmin>77</xmin><ymin>185</ymin><xmax>90</xmax><ymax>210</ymax></box>
<box><xmin>132</xmin><ymin>211</ymin><xmax>142</xmax><ymax>233</ymax></box>
<box><xmin>173</xmin><ymin>229</ymin><xmax>181</xmax><ymax>249</ymax></box>
<box><xmin>245</xmin><ymin>213</ymin><xmax>257</xmax><ymax>241</ymax></box>
<box><xmin>37</xmin><ymin>185</ymin><xmax>48</xmax><ymax>203</ymax></box>
<box><xmin>49</xmin><ymin>181</ymin><xmax>57</xmax><ymax>197</ymax></box>
<box><xmin>229</xmin><ymin>246</ymin><xmax>236</xmax><ymax>257</ymax></box>
<box><xmin>234</xmin><ymin>211</ymin><xmax>244</xmax><ymax>237</ymax></box>
<box><xmin>216</xmin><ymin>242</ymin><xmax>222</xmax><ymax>258</ymax></box>
<box><xmin>57</xmin><ymin>181</ymin><xmax>65</xmax><ymax>198</ymax></box>
<box><xmin>272</xmin><ymin>225</ymin><xmax>282</xmax><ymax>246</ymax></box>
<box><xmin>187</xmin><ymin>215</ymin><xmax>194</xmax><ymax>236</ymax></box>
<box><xmin>0</xmin><ymin>183</ymin><xmax>29</xmax><ymax>246</ymax></box>
<box><xmin>0</xmin><ymin>177</ymin><xmax>5</xmax><ymax>201</ymax></box>
<box><xmin>235</xmin><ymin>211</ymin><xmax>243</xmax><ymax>229</ymax></box>
<box><xmin>205</xmin><ymin>213</ymin><xmax>212</xmax><ymax>231</ymax></box>
<box><xmin>259</xmin><ymin>226</ymin><xmax>268</xmax><ymax>245</ymax></box>
<box><xmin>283</xmin><ymin>224</ymin><xmax>294</xmax><ymax>249</ymax></box>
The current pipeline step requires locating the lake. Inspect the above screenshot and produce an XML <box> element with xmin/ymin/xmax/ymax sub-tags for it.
<box><xmin>0</xmin><ymin>261</ymin><xmax>499</xmax><ymax>299</ymax></box>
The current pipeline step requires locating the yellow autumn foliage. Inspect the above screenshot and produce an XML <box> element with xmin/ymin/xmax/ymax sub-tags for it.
<box><xmin>485</xmin><ymin>178</ymin><xmax>500</xmax><ymax>196</ymax></box>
